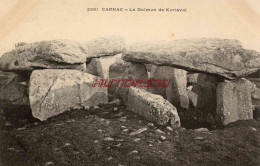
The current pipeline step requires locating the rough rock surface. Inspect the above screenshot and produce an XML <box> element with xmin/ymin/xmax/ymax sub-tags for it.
<box><xmin>144</xmin><ymin>64</ymin><xmax>154</xmax><ymax>73</ymax></box>
<box><xmin>0</xmin><ymin>36</ymin><xmax>126</xmax><ymax>72</ymax></box>
<box><xmin>122</xmin><ymin>38</ymin><xmax>260</xmax><ymax>79</ymax></box>
<box><xmin>192</xmin><ymin>74</ymin><xmax>223</xmax><ymax>114</ymax></box>
<box><xmin>0</xmin><ymin>40</ymin><xmax>87</xmax><ymax>71</ymax></box>
<box><xmin>82</xmin><ymin>36</ymin><xmax>126</xmax><ymax>60</ymax></box>
<box><xmin>187</xmin><ymin>73</ymin><xmax>199</xmax><ymax>84</ymax></box>
<box><xmin>115</xmin><ymin>63</ymin><xmax>148</xmax><ymax>102</ymax></box>
<box><xmin>246</xmin><ymin>78</ymin><xmax>260</xmax><ymax>106</ymax></box>
<box><xmin>0</xmin><ymin>71</ymin><xmax>29</xmax><ymax>107</ymax></box>
<box><xmin>127</xmin><ymin>87</ymin><xmax>181</xmax><ymax>128</ymax></box>
<box><xmin>86</xmin><ymin>54</ymin><xmax>122</xmax><ymax>78</ymax></box>
<box><xmin>187</xmin><ymin>90</ymin><xmax>198</xmax><ymax>107</ymax></box>
<box><xmin>252</xmin><ymin>89</ymin><xmax>260</xmax><ymax>105</ymax></box>
<box><xmin>166</xmin><ymin>68</ymin><xmax>189</xmax><ymax>109</ymax></box>
<box><xmin>148</xmin><ymin>66</ymin><xmax>189</xmax><ymax>109</ymax></box>
<box><xmin>248</xmin><ymin>78</ymin><xmax>260</xmax><ymax>88</ymax></box>
<box><xmin>216</xmin><ymin>79</ymin><xmax>253</xmax><ymax>126</ymax></box>
<box><xmin>107</xmin><ymin>59</ymin><xmax>132</xmax><ymax>101</ymax></box>
<box><xmin>109</xmin><ymin>58</ymin><xmax>131</xmax><ymax>79</ymax></box>
<box><xmin>29</xmin><ymin>69</ymin><xmax>108</xmax><ymax>121</ymax></box>
<box><xmin>147</xmin><ymin>66</ymin><xmax>167</xmax><ymax>98</ymax></box>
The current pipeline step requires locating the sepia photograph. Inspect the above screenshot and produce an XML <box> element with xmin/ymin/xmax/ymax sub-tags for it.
<box><xmin>0</xmin><ymin>0</ymin><xmax>260</xmax><ymax>165</ymax></box>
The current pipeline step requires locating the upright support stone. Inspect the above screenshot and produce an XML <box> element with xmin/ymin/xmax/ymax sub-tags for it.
<box><xmin>108</xmin><ymin>60</ymin><xmax>131</xmax><ymax>101</ymax></box>
<box><xmin>192</xmin><ymin>74</ymin><xmax>223</xmax><ymax>114</ymax></box>
<box><xmin>148</xmin><ymin>66</ymin><xmax>189</xmax><ymax>109</ymax></box>
<box><xmin>166</xmin><ymin>68</ymin><xmax>189</xmax><ymax>109</ymax></box>
<box><xmin>147</xmin><ymin>66</ymin><xmax>167</xmax><ymax>98</ymax></box>
<box><xmin>29</xmin><ymin>69</ymin><xmax>108</xmax><ymax>121</ymax></box>
<box><xmin>115</xmin><ymin>63</ymin><xmax>148</xmax><ymax>102</ymax></box>
<box><xmin>216</xmin><ymin>79</ymin><xmax>253</xmax><ymax>126</ymax></box>
<box><xmin>86</xmin><ymin>54</ymin><xmax>122</xmax><ymax>78</ymax></box>
<box><xmin>127</xmin><ymin>87</ymin><xmax>181</xmax><ymax>128</ymax></box>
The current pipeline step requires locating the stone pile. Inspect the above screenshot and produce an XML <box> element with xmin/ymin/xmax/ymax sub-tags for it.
<box><xmin>1</xmin><ymin>37</ymin><xmax>260</xmax><ymax>128</ymax></box>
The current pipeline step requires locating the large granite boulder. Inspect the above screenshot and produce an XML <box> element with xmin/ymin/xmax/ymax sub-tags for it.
<box><xmin>86</xmin><ymin>54</ymin><xmax>122</xmax><ymax>78</ymax></box>
<box><xmin>0</xmin><ymin>36</ymin><xmax>126</xmax><ymax>72</ymax></box>
<box><xmin>148</xmin><ymin>66</ymin><xmax>189</xmax><ymax>109</ymax></box>
<box><xmin>29</xmin><ymin>69</ymin><xmax>108</xmax><ymax>121</ymax></box>
<box><xmin>216</xmin><ymin>79</ymin><xmax>253</xmax><ymax>126</ymax></box>
<box><xmin>166</xmin><ymin>68</ymin><xmax>189</xmax><ymax>109</ymax></box>
<box><xmin>107</xmin><ymin>58</ymin><xmax>132</xmax><ymax>101</ymax></box>
<box><xmin>127</xmin><ymin>87</ymin><xmax>181</xmax><ymax>128</ymax></box>
<box><xmin>192</xmin><ymin>74</ymin><xmax>223</xmax><ymax>114</ymax></box>
<box><xmin>0</xmin><ymin>40</ymin><xmax>87</xmax><ymax>71</ymax></box>
<box><xmin>122</xmin><ymin>38</ymin><xmax>260</xmax><ymax>79</ymax></box>
<box><xmin>115</xmin><ymin>63</ymin><xmax>148</xmax><ymax>102</ymax></box>
<box><xmin>147</xmin><ymin>66</ymin><xmax>167</xmax><ymax>98</ymax></box>
<box><xmin>82</xmin><ymin>36</ymin><xmax>126</xmax><ymax>60</ymax></box>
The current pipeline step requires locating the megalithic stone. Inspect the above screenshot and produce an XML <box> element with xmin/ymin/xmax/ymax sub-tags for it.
<box><xmin>123</xmin><ymin>38</ymin><xmax>260</xmax><ymax>79</ymax></box>
<box><xmin>127</xmin><ymin>87</ymin><xmax>181</xmax><ymax>128</ymax></box>
<box><xmin>86</xmin><ymin>54</ymin><xmax>122</xmax><ymax>78</ymax></box>
<box><xmin>29</xmin><ymin>69</ymin><xmax>108</xmax><ymax>121</ymax></box>
<box><xmin>216</xmin><ymin>79</ymin><xmax>253</xmax><ymax>126</ymax></box>
<box><xmin>148</xmin><ymin>66</ymin><xmax>189</xmax><ymax>109</ymax></box>
<box><xmin>115</xmin><ymin>63</ymin><xmax>148</xmax><ymax>102</ymax></box>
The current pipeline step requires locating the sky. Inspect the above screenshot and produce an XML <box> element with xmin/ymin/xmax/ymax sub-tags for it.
<box><xmin>0</xmin><ymin>0</ymin><xmax>260</xmax><ymax>56</ymax></box>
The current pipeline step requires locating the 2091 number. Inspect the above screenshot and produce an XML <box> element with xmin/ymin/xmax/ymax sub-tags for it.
<box><xmin>87</xmin><ymin>8</ymin><xmax>98</xmax><ymax>11</ymax></box>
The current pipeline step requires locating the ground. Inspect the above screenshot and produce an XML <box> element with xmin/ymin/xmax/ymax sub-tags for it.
<box><xmin>0</xmin><ymin>103</ymin><xmax>260</xmax><ymax>166</ymax></box>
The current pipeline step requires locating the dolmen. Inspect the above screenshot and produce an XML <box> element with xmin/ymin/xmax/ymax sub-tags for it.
<box><xmin>122</xmin><ymin>38</ymin><xmax>260</xmax><ymax>126</ymax></box>
<box><xmin>1</xmin><ymin>37</ymin><xmax>260</xmax><ymax>128</ymax></box>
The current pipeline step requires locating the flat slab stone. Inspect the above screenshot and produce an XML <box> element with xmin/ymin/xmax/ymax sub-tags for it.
<box><xmin>216</xmin><ymin>79</ymin><xmax>253</xmax><ymax>126</ymax></box>
<box><xmin>0</xmin><ymin>36</ymin><xmax>126</xmax><ymax>72</ymax></box>
<box><xmin>127</xmin><ymin>87</ymin><xmax>181</xmax><ymax>128</ymax></box>
<box><xmin>82</xmin><ymin>36</ymin><xmax>126</xmax><ymax>60</ymax></box>
<box><xmin>29</xmin><ymin>69</ymin><xmax>108</xmax><ymax>121</ymax></box>
<box><xmin>122</xmin><ymin>38</ymin><xmax>260</xmax><ymax>79</ymax></box>
<box><xmin>0</xmin><ymin>40</ymin><xmax>87</xmax><ymax>72</ymax></box>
